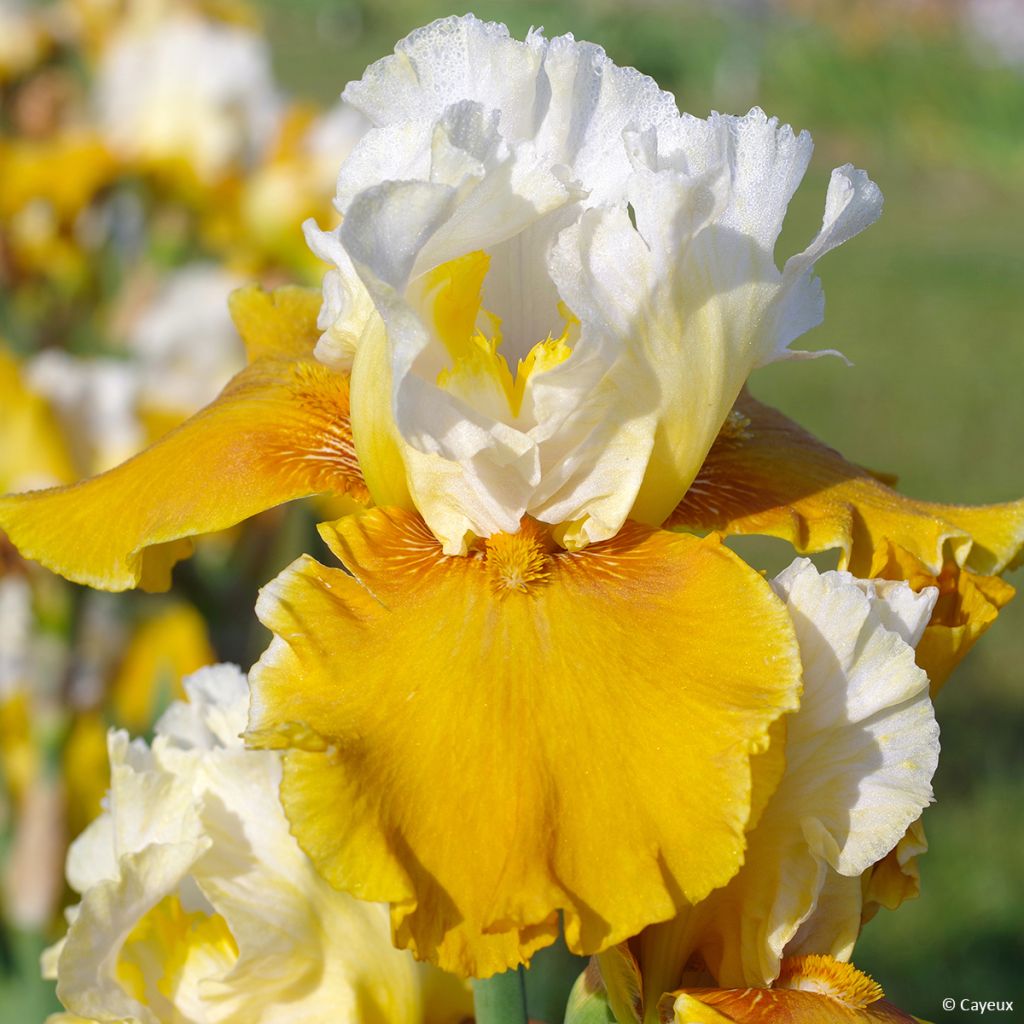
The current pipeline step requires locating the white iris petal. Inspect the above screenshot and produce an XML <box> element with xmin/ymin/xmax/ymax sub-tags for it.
<box><xmin>307</xmin><ymin>15</ymin><xmax>882</xmax><ymax>552</ymax></box>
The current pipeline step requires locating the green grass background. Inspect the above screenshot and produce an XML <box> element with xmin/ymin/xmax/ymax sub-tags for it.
<box><xmin>256</xmin><ymin>3</ymin><xmax>1022</xmax><ymax>1019</ymax></box>
<box><xmin>7</xmin><ymin>2</ymin><xmax>1021</xmax><ymax>1020</ymax></box>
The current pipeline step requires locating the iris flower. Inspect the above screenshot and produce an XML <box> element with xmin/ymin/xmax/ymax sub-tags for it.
<box><xmin>3</xmin><ymin>15</ymin><xmax>1022</xmax><ymax>979</ymax></box>
<box><xmin>44</xmin><ymin>665</ymin><xmax>472</xmax><ymax>1024</ymax></box>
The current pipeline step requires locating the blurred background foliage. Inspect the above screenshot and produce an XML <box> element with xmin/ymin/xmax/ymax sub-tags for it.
<box><xmin>2</xmin><ymin>0</ymin><xmax>1021</xmax><ymax>1020</ymax></box>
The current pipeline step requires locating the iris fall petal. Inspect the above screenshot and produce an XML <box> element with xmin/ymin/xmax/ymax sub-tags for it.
<box><xmin>247</xmin><ymin>506</ymin><xmax>802</xmax><ymax>977</ymax></box>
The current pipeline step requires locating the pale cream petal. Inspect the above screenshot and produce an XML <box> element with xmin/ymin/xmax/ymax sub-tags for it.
<box><xmin>689</xmin><ymin>561</ymin><xmax>938</xmax><ymax>987</ymax></box>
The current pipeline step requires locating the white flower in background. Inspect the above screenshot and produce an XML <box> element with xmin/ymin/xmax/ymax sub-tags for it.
<box><xmin>125</xmin><ymin>264</ymin><xmax>246</xmax><ymax>417</ymax></box>
<box><xmin>43</xmin><ymin>664</ymin><xmax>472</xmax><ymax>1024</ymax></box>
<box><xmin>306</xmin><ymin>15</ymin><xmax>882</xmax><ymax>553</ymax></box>
<box><xmin>0</xmin><ymin>0</ymin><xmax>50</xmax><ymax>81</ymax></box>
<box><xmin>303</xmin><ymin>100</ymin><xmax>369</xmax><ymax>194</ymax></box>
<box><xmin>675</xmin><ymin>560</ymin><xmax>940</xmax><ymax>987</ymax></box>
<box><xmin>95</xmin><ymin>13</ymin><xmax>281</xmax><ymax>181</ymax></box>
<box><xmin>0</xmin><ymin>575</ymin><xmax>32</xmax><ymax>701</ymax></box>
<box><xmin>964</xmin><ymin>0</ymin><xmax>1024</xmax><ymax>70</ymax></box>
<box><xmin>27</xmin><ymin>350</ymin><xmax>143</xmax><ymax>475</ymax></box>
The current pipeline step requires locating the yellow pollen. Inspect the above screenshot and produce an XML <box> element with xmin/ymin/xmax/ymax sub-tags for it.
<box><xmin>485</xmin><ymin>523</ymin><xmax>553</xmax><ymax>595</ymax></box>
<box><xmin>776</xmin><ymin>955</ymin><xmax>885</xmax><ymax>1008</ymax></box>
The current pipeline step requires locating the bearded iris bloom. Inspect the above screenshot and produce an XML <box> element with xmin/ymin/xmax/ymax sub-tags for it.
<box><xmin>2</xmin><ymin>14</ymin><xmax>1023</xmax><ymax>982</ymax></box>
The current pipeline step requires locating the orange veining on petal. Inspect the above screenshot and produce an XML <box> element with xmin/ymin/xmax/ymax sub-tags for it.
<box><xmin>670</xmin><ymin>390</ymin><xmax>1024</xmax><ymax>577</ymax></box>
<box><xmin>258</xmin><ymin>360</ymin><xmax>367</xmax><ymax>499</ymax></box>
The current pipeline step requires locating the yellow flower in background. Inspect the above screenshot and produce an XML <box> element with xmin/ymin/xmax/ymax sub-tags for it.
<box><xmin>107</xmin><ymin>601</ymin><xmax>215</xmax><ymax>732</ymax></box>
<box><xmin>0</xmin><ymin>347</ymin><xmax>76</xmax><ymax>494</ymax></box>
<box><xmin>232</xmin><ymin>101</ymin><xmax>367</xmax><ymax>277</ymax></box>
<box><xmin>2</xmin><ymin>11</ymin><xmax>1022</xmax><ymax>982</ymax></box>
<box><xmin>45</xmin><ymin>664</ymin><xmax>472</xmax><ymax>1024</ymax></box>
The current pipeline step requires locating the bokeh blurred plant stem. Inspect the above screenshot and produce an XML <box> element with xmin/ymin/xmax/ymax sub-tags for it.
<box><xmin>473</xmin><ymin>966</ymin><xmax>529</xmax><ymax>1024</ymax></box>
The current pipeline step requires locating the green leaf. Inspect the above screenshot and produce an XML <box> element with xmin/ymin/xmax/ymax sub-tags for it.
<box><xmin>473</xmin><ymin>966</ymin><xmax>529</xmax><ymax>1024</ymax></box>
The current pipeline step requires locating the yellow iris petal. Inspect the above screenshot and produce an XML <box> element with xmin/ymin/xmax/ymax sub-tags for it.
<box><xmin>670</xmin><ymin>391</ymin><xmax>1024</xmax><ymax>577</ymax></box>
<box><xmin>247</xmin><ymin>507</ymin><xmax>801</xmax><ymax>977</ymax></box>
<box><xmin>0</xmin><ymin>290</ymin><xmax>367</xmax><ymax>592</ymax></box>
<box><xmin>862</xmin><ymin>818</ymin><xmax>927</xmax><ymax>924</ymax></box>
<box><xmin>227</xmin><ymin>284</ymin><xmax>325</xmax><ymax>362</ymax></box>
<box><xmin>673</xmin><ymin>956</ymin><xmax>919</xmax><ymax>1023</ymax></box>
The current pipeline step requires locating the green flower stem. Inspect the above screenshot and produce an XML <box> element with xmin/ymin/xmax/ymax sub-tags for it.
<box><xmin>473</xmin><ymin>967</ymin><xmax>529</xmax><ymax>1024</ymax></box>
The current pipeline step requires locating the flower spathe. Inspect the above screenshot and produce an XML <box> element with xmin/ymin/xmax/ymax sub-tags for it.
<box><xmin>44</xmin><ymin>664</ymin><xmax>471</xmax><ymax>1024</ymax></box>
<box><xmin>307</xmin><ymin>14</ymin><xmax>882</xmax><ymax>554</ymax></box>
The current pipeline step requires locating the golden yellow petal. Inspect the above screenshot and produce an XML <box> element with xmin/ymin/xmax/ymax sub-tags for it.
<box><xmin>669</xmin><ymin>392</ymin><xmax>1024</xmax><ymax>577</ymax></box>
<box><xmin>674</xmin><ymin>956</ymin><xmax>918</xmax><ymax>1023</ymax></box>
<box><xmin>861</xmin><ymin>818</ymin><xmax>927</xmax><ymax>924</ymax></box>
<box><xmin>868</xmin><ymin>540</ymin><xmax>1015</xmax><ymax>693</ymax></box>
<box><xmin>227</xmin><ymin>284</ymin><xmax>324</xmax><ymax>363</ymax></box>
<box><xmin>0</xmin><ymin>357</ymin><xmax>366</xmax><ymax>592</ymax></box>
<box><xmin>247</xmin><ymin>508</ymin><xmax>801</xmax><ymax>977</ymax></box>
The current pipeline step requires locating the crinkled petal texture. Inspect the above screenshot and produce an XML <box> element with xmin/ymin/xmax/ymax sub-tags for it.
<box><xmin>0</xmin><ymin>287</ymin><xmax>366</xmax><ymax>592</ymax></box>
<box><xmin>47</xmin><ymin>665</ymin><xmax>471</xmax><ymax>1024</ymax></box>
<box><xmin>308</xmin><ymin>14</ymin><xmax>881</xmax><ymax>553</ymax></box>
<box><xmin>680</xmin><ymin>560</ymin><xmax>939</xmax><ymax>989</ymax></box>
<box><xmin>246</xmin><ymin>506</ymin><xmax>802</xmax><ymax>977</ymax></box>
<box><xmin>670</xmin><ymin>391</ymin><xmax>1024</xmax><ymax>577</ymax></box>
<box><xmin>672</xmin><ymin>956</ymin><xmax>918</xmax><ymax>1023</ymax></box>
